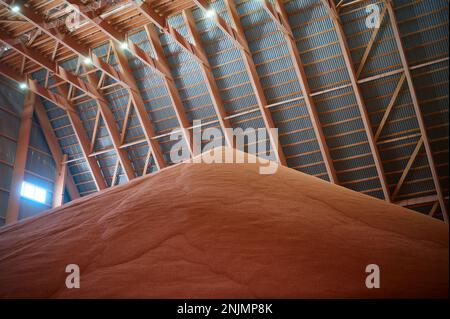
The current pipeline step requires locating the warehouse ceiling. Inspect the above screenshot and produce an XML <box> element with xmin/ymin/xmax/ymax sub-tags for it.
<box><xmin>0</xmin><ymin>0</ymin><xmax>448</xmax><ymax>221</ymax></box>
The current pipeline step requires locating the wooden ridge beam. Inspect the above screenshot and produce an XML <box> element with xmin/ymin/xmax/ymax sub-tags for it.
<box><xmin>262</xmin><ymin>0</ymin><xmax>338</xmax><ymax>182</ymax></box>
<box><xmin>321</xmin><ymin>0</ymin><xmax>391</xmax><ymax>201</ymax></box>
<box><xmin>386</xmin><ymin>0</ymin><xmax>448</xmax><ymax>222</ymax></box>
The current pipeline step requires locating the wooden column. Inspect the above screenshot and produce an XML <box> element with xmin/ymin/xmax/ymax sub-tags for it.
<box><xmin>5</xmin><ymin>91</ymin><xmax>35</xmax><ymax>224</ymax></box>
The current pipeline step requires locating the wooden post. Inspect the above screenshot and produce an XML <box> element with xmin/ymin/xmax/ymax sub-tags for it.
<box><xmin>5</xmin><ymin>91</ymin><xmax>35</xmax><ymax>224</ymax></box>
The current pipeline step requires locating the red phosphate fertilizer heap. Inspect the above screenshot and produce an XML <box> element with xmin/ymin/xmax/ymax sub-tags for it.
<box><xmin>0</xmin><ymin>148</ymin><xmax>447</xmax><ymax>298</ymax></box>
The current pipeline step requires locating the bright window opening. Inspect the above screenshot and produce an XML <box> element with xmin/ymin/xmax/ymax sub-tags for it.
<box><xmin>20</xmin><ymin>181</ymin><xmax>47</xmax><ymax>204</ymax></box>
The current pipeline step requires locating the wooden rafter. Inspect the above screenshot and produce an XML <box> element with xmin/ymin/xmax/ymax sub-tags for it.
<box><xmin>321</xmin><ymin>0</ymin><xmax>391</xmax><ymax>202</ymax></box>
<box><xmin>0</xmin><ymin>61</ymin><xmax>107</xmax><ymax>190</ymax></box>
<box><xmin>225</xmin><ymin>0</ymin><xmax>286</xmax><ymax>164</ymax></box>
<box><xmin>84</xmin><ymin>67</ymin><xmax>136</xmax><ymax>181</ymax></box>
<box><xmin>0</xmin><ymin>32</ymin><xmax>136</xmax><ymax>181</ymax></box>
<box><xmin>261</xmin><ymin>0</ymin><xmax>338</xmax><ymax>183</ymax></box>
<box><xmin>133</xmin><ymin>1</ymin><xmax>234</xmax><ymax>149</ymax></box>
<box><xmin>181</xmin><ymin>10</ymin><xmax>234</xmax><ymax>148</ymax></box>
<box><xmin>57</xmin><ymin>85</ymin><xmax>107</xmax><ymax>191</ymax></box>
<box><xmin>144</xmin><ymin>24</ymin><xmax>194</xmax><ymax>155</ymax></box>
<box><xmin>192</xmin><ymin>0</ymin><xmax>287</xmax><ymax>164</ymax></box>
<box><xmin>386</xmin><ymin>0</ymin><xmax>448</xmax><ymax>222</ymax></box>
<box><xmin>0</xmin><ymin>32</ymin><xmax>111</xmax><ymax>103</ymax></box>
<box><xmin>34</xmin><ymin>96</ymin><xmax>79</xmax><ymax>201</ymax></box>
<box><xmin>111</xmin><ymin>41</ymin><xmax>166</xmax><ymax>170</ymax></box>
<box><xmin>64</xmin><ymin>0</ymin><xmax>193</xmax><ymax>157</ymax></box>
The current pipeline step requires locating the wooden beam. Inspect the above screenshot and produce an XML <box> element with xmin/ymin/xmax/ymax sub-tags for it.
<box><xmin>58</xmin><ymin>85</ymin><xmax>107</xmax><ymax>191</ymax></box>
<box><xmin>111</xmin><ymin>159</ymin><xmax>120</xmax><ymax>187</ymax></box>
<box><xmin>396</xmin><ymin>194</ymin><xmax>438</xmax><ymax>207</ymax></box>
<box><xmin>356</xmin><ymin>4</ymin><xmax>387</xmax><ymax>78</ymax></box>
<box><xmin>262</xmin><ymin>0</ymin><xmax>338</xmax><ymax>182</ymax></box>
<box><xmin>386</xmin><ymin>0</ymin><xmax>448</xmax><ymax>222</ymax></box>
<box><xmin>181</xmin><ymin>10</ymin><xmax>235</xmax><ymax>148</ymax></box>
<box><xmin>322</xmin><ymin>0</ymin><xmax>391</xmax><ymax>201</ymax></box>
<box><xmin>120</xmin><ymin>98</ymin><xmax>133</xmax><ymax>144</ymax></box>
<box><xmin>0</xmin><ymin>61</ymin><xmax>107</xmax><ymax>191</ymax></box>
<box><xmin>392</xmin><ymin>137</ymin><xmax>423</xmax><ymax>198</ymax></box>
<box><xmin>65</xmin><ymin>0</ymin><xmax>193</xmax><ymax>157</ymax></box>
<box><xmin>90</xmin><ymin>109</ymin><xmax>101</xmax><ymax>153</ymax></box>
<box><xmin>194</xmin><ymin>0</ymin><xmax>249</xmax><ymax>53</ymax></box>
<box><xmin>84</xmin><ymin>69</ymin><xmax>136</xmax><ymax>181</ymax></box>
<box><xmin>134</xmin><ymin>0</ymin><xmax>210</xmax><ymax>65</ymax></box>
<box><xmin>0</xmin><ymin>0</ymin><xmax>128</xmax><ymax>88</ymax></box>
<box><xmin>34</xmin><ymin>96</ymin><xmax>79</xmax><ymax>201</ymax></box>
<box><xmin>111</xmin><ymin>41</ymin><xmax>166</xmax><ymax>170</ymax></box>
<box><xmin>130</xmin><ymin>1</ymin><xmax>235</xmax><ymax>150</ymax></box>
<box><xmin>211</xmin><ymin>0</ymin><xmax>287</xmax><ymax>164</ymax></box>
<box><xmin>52</xmin><ymin>154</ymin><xmax>68</xmax><ymax>208</ymax></box>
<box><xmin>428</xmin><ymin>202</ymin><xmax>439</xmax><ymax>217</ymax></box>
<box><xmin>374</xmin><ymin>74</ymin><xmax>406</xmax><ymax>141</ymax></box>
<box><xmin>145</xmin><ymin>24</ymin><xmax>194</xmax><ymax>155</ymax></box>
<box><xmin>5</xmin><ymin>91</ymin><xmax>35</xmax><ymax>224</ymax></box>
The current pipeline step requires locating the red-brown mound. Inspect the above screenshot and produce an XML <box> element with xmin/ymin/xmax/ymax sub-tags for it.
<box><xmin>0</xmin><ymin>148</ymin><xmax>448</xmax><ymax>298</ymax></box>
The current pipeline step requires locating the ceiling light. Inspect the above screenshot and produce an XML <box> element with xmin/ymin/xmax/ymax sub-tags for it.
<box><xmin>11</xmin><ymin>5</ymin><xmax>21</xmax><ymax>13</ymax></box>
<box><xmin>19</xmin><ymin>82</ymin><xmax>28</xmax><ymax>90</ymax></box>
<box><xmin>120</xmin><ymin>42</ymin><xmax>129</xmax><ymax>50</ymax></box>
<box><xmin>83</xmin><ymin>57</ymin><xmax>92</xmax><ymax>65</ymax></box>
<box><xmin>205</xmin><ymin>9</ymin><xmax>216</xmax><ymax>18</ymax></box>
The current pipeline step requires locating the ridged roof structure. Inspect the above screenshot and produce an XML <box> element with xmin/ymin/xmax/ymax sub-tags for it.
<box><xmin>0</xmin><ymin>0</ymin><xmax>448</xmax><ymax>221</ymax></box>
